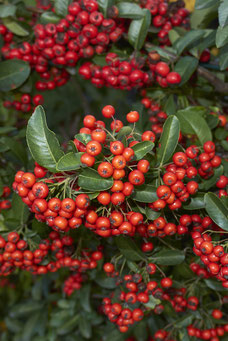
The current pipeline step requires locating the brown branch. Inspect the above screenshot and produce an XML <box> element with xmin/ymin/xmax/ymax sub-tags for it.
<box><xmin>197</xmin><ymin>66</ymin><xmax>228</xmax><ymax>94</ymax></box>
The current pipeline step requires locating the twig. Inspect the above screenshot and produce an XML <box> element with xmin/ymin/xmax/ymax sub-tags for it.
<box><xmin>197</xmin><ymin>65</ymin><xmax>228</xmax><ymax>94</ymax></box>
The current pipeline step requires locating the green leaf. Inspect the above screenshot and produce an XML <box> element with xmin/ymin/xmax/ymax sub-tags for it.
<box><xmin>21</xmin><ymin>312</ymin><xmax>42</xmax><ymax>341</ymax></box>
<box><xmin>132</xmin><ymin>141</ymin><xmax>154</xmax><ymax>160</ymax></box>
<box><xmin>54</xmin><ymin>0</ymin><xmax>71</xmax><ymax>17</ymax></box>
<box><xmin>116</xmin><ymin>236</ymin><xmax>145</xmax><ymax>261</ymax></box>
<box><xmin>195</xmin><ymin>0</ymin><xmax>215</xmax><ymax>10</ymax></box>
<box><xmin>216</xmin><ymin>25</ymin><xmax>228</xmax><ymax>48</ymax></box>
<box><xmin>168</xmin><ymin>29</ymin><xmax>181</xmax><ymax>44</ymax></box>
<box><xmin>57</xmin><ymin>152</ymin><xmax>83</xmax><ymax>171</ymax></box>
<box><xmin>174</xmin><ymin>56</ymin><xmax>199</xmax><ymax>86</ymax></box>
<box><xmin>204</xmin><ymin>192</ymin><xmax>228</xmax><ymax>231</ymax></box>
<box><xmin>198</xmin><ymin>29</ymin><xmax>216</xmax><ymax>53</ymax></box>
<box><xmin>0</xmin><ymin>4</ymin><xmax>16</xmax><ymax>18</ymax></box>
<box><xmin>116</xmin><ymin>126</ymin><xmax>132</xmax><ymax>140</ymax></box>
<box><xmin>1</xmin><ymin>137</ymin><xmax>27</xmax><ymax>165</ymax></box>
<box><xmin>57</xmin><ymin>315</ymin><xmax>79</xmax><ymax>335</ymax></box>
<box><xmin>219</xmin><ymin>44</ymin><xmax>228</xmax><ymax>70</ymax></box>
<box><xmin>144</xmin><ymin>296</ymin><xmax>161</xmax><ymax>309</ymax></box>
<box><xmin>182</xmin><ymin>193</ymin><xmax>205</xmax><ymax>210</ymax></box>
<box><xmin>97</xmin><ymin>0</ymin><xmax>114</xmax><ymax>17</ymax></box>
<box><xmin>173</xmin><ymin>30</ymin><xmax>205</xmax><ymax>55</ymax></box>
<box><xmin>127</xmin><ymin>261</ymin><xmax>141</xmax><ymax>273</ymax></box>
<box><xmin>26</xmin><ymin>106</ymin><xmax>64</xmax><ymax>172</ymax></box>
<box><xmin>128</xmin><ymin>9</ymin><xmax>151</xmax><ymax>50</ymax></box>
<box><xmin>131</xmin><ymin>184</ymin><xmax>157</xmax><ymax>203</ymax></box>
<box><xmin>79</xmin><ymin>317</ymin><xmax>92</xmax><ymax>339</ymax></box>
<box><xmin>117</xmin><ymin>3</ymin><xmax>144</xmax><ymax>19</ymax></box>
<box><xmin>74</xmin><ymin>133</ymin><xmax>92</xmax><ymax>145</ymax></box>
<box><xmin>78</xmin><ymin>168</ymin><xmax>113</xmax><ymax>191</ymax></box>
<box><xmin>40</xmin><ymin>11</ymin><xmax>61</xmax><ymax>24</ymax></box>
<box><xmin>199</xmin><ymin>165</ymin><xmax>224</xmax><ymax>190</ymax></box>
<box><xmin>175</xmin><ymin>107</ymin><xmax>212</xmax><ymax>144</ymax></box>
<box><xmin>2</xmin><ymin>18</ymin><xmax>29</xmax><ymax>36</ymax></box>
<box><xmin>157</xmin><ymin>116</ymin><xmax>180</xmax><ymax>165</ymax></box>
<box><xmin>145</xmin><ymin>206</ymin><xmax>161</xmax><ymax>220</ymax></box>
<box><xmin>10</xmin><ymin>302</ymin><xmax>43</xmax><ymax>318</ymax></box>
<box><xmin>174</xmin><ymin>314</ymin><xmax>194</xmax><ymax>328</ymax></box>
<box><xmin>95</xmin><ymin>272</ymin><xmax>116</xmax><ymax>289</ymax></box>
<box><xmin>0</xmin><ymin>59</ymin><xmax>31</xmax><ymax>92</ymax></box>
<box><xmin>151</xmin><ymin>249</ymin><xmax>185</xmax><ymax>265</ymax></box>
<box><xmin>79</xmin><ymin>284</ymin><xmax>91</xmax><ymax>313</ymax></box>
<box><xmin>163</xmin><ymin>94</ymin><xmax>177</xmax><ymax>115</ymax></box>
<box><xmin>178</xmin><ymin>329</ymin><xmax>190</xmax><ymax>341</ymax></box>
<box><xmin>204</xmin><ymin>279</ymin><xmax>226</xmax><ymax>291</ymax></box>
<box><xmin>218</xmin><ymin>0</ymin><xmax>228</xmax><ymax>27</ymax></box>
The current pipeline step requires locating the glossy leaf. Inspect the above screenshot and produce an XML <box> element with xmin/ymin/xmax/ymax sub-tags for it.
<box><xmin>0</xmin><ymin>59</ymin><xmax>31</xmax><ymax>92</ymax></box>
<box><xmin>117</xmin><ymin>3</ymin><xmax>144</xmax><ymax>19</ymax></box>
<box><xmin>79</xmin><ymin>316</ymin><xmax>92</xmax><ymax>339</ymax></box>
<box><xmin>182</xmin><ymin>193</ymin><xmax>205</xmax><ymax>210</ymax></box>
<box><xmin>57</xmin><ymin>152</ymin><xmax>83</xmax><ymax>171</ymax></box>
<box><xmin>57</xmin><ymin>315</ymin><xmax>79</xmax><ymax>335</ymax></box>
<box><xmin>78</xmin><ymin>168</ymin><xmax>113</xmax><ymax>191</ymax></box>
<box><xmin>26</xmin><ymin>106</ymin><xmax>64</xmax><ymax>172</ymax></box>
<box><xmin>157</xmin><ymin>116</ymin><xmax>180</xmax><ymax>165</ymax></box>
<box><xmin>173</xmin><ymin>30</ymin><xmax>205</xmax><ymax>55</ymax></box>
<box><xmin>95</xmin><ymin>273</ymin><xmax>116</xmax><ymax>289</ymax></box>
<box><xmin>174</xmin><ymin>56</ymin><xmax>199</xmax><ymax>85</ymax></box>
<box><xmin>219</xmin><ymin>44</ymin><xmax>228</xmax><ymax>70</ymax></box>
<box><xmin>97</xmin><ymin>0</ymin><xmax>114</xmax><ymax>17</ymax></box>
<box><xmin>74</xmin><ymin>133</ymin><xmax>92</xmax><ymax>145</ymax></box>
<box><xmin>145</xmin><ymin>206</ymin><xmax>161</xmax><ymax>220</ymax></box>
<box><xmin>218</xmin><ymin>0</ymin><xmax>228</xmax><ymax>27</ymax></box>
<box><xmin>163</xmin><ymin>94</ymin><xmax>177</xmax><ymax>115</ymax></box>
<box><xmin>116</xmin><ymin>236</ymin><xmax>145</xmax><ymax>261</ymax></box>
<box><xmin>204</xmin><ymin>192</ymin><xmax>228</xmax><ymax>231</ymax></box>
<box><xmin>131</xmin><ymin>184</ymin><xmax>157</xmax><ymax>203</ymax></box>
<box><xmin>2</xmin><ymin>18</ymin><xmax>29</xmax><ymax>36</ymax></box>
<box><xmin>204</xmin><ymin>279</ymin><xmax>226</xmax><ymax>291</ymax></box>
<box><xmin>216</xmin><ymin>25</ymin><xmax>228</xmax><ymax>48</ymax></box>
<box><xmin>128</xmin><ymin>9</ymin><xmax>151</xmax><ymax>50</ymax></box>
<box><xmin>151</xmin><ymin>249</ymin><xmax>185</xmax><ymax>265</ymax></box>
<box><xmin>117</xmin><ymin>126</ymin><xmax>132</xmax><ymax>140</ymax></box>
<box><xmin>132</xmin><ymin>141</ymin><xmax>154</xmax><ymax>160</ymax></box>
<box><xmin>175</xmin><ymin>107</ymin><xmax>212</xmax><ymax>144</ymax></box>
<box><xmin>40</xmin><ymin>11</ymin><xmax>61</xmax><ymax>24</ymax></box>
<box><xmin>195</xmin><ymin>0</ymin><xmax>215</xmax><ymax>10</ymax></box>
<box><xmin>1</xmin><ymin>136</ymin><xmax>27</xmax><ymax>165</ymax></box>
<box><xmin>175</xmin><ymin>314</ymin><xmax>194</xmax><ymax>328</ymax></box>
<box><xmin>0</xmin><ymin>4</ymin><xmax>16</xmax><ymax>18</ymax></box>
<box><xmin>54</xmin><ymin>0</ymin><xmax>71</xmax><ymax>17</ymax></box>
<box><xmin>79</xmin><ymin>284</ymin><xmax>91</xmax><ymax>313</ymax></box>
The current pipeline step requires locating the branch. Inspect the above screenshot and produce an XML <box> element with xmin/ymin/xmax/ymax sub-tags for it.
<box><xmin>197</xmin><ymin>66</ymin><xmax>228</xmax><ymax>94</ymax></box>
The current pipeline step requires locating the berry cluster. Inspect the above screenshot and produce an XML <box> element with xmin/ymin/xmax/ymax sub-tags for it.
<box><xmin>3</xmin><ymin>93</ymin><xmax>44</xmax><ymax>113</ymax></box>
<box><xmin>79</xmin><ymin>52</ymin><xmax>181</xmax><ymax>90</ymax></box>
<box><xmin>0</xmin><ymin>186</ymin><xmax>11</xmax><ymax>212</ymax></box>
<box><xmin>140</xmin><ymin>0</ymin><xmax>190</xmax><ymax>46</ymax></box>
<box><xmin>14</xmin><ymin>106</ymin><xmax>226</xmax><ymax>242</ymax></box>
<box><xmin>102</xmin><ymin>262</ymin><xmax>200</xmax><ymax>333</ymax></box>
<box><xmin>187</xmin><ymin>323</ymin><xmax>228</xmax><ymax>341</ymax></box>
<box><xmin>141</xmin><ymin>92</ymin><xmax>168</xmax><ymax>136</ymax></box>
<box><xmin>192</xmin><ymin>231</ymin><xmax>228</xmax><ymax>288</ymax></box>
<box><xmin>0</xmin><ymin>0</ymin><xmax>123</xmax><ymax>91</ymax></box>
<box><xmin>0</xmin><ymin>230</ymin><xmax>102</xmax><ymax>276</ymax></box>
<box><xmin>63</xmin><ymin>249</ymin><xmax>103</xmax><ymax>295</ymax></box>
